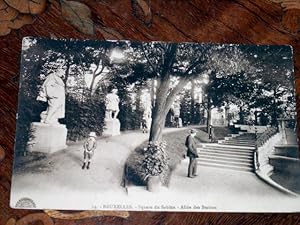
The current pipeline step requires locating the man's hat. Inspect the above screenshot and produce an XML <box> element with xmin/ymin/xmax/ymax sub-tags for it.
<box><xmin>89</xmin><ymin>132</ymin><xmax>96</xmax><ymax>137</ymax></box>
<box><xmin>190</xmin><ymin>129</ymin><xmax>197</xmax><ymax>134</ymax></box>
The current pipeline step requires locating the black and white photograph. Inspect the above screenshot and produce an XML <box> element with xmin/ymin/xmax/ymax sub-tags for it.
<box><xmin>10</xmin><ymin>37</ymin><xmax>300</xmax><ymax>212</ymax></box>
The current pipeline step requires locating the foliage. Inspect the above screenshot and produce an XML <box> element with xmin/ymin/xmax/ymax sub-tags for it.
<box><xmin>15</xmin><ymin>43</ymin><xmax>46</xmax><ymax>155</ymax></box>
<box><xmin>16</xmin><ymin>38</ymin><xmax>111</xmax><ymax>153</ymax></box>
<box><xmin>256</xmin><ymin>127</ymin><xmax>278</xmax><ymax>147</ymax></box>
<box><xmin>65</xmin><ymin>90</ymin><xmax>106</xmax><ymax>141</ymax></box>
<box><xmin>124</xmin><ymin>128</ymin><xmax>211</xmax><ymax>187</ymax></box>
<box><xmin>109</xmin><ymin>73</ymin><xmax>146</xmax><ymax>131</ymax></box>
<box><xmin>142</xmin><ymin>141</ymin><xmax>168</xmax><ymax>179</ymax></box>
<box><xmin>200</xmin><ymin>45</ymin><xmax>295</xmax><ymax>126</ymax></box>
<box><xmin>179</xmin><ymin>90</ymin><xmax>192</xmax><ymax>126</ymax></box>
<box><xmin>132</xmin><ymin>43</ymin><xmax>253</xmax><ymax>141</ymax></box>
<box><xmin>17</xmin><ymin>39</ymin><xmax>296</xmax><ymax>154</ymax></box>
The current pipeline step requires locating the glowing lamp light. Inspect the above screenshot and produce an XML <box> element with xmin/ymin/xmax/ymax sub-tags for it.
<box><xmin>110</xmin><ymin>48</ymin><xmax>125</xmax><ymax>64</ymax></box>
<box><xmin>202</xmin><ymin>74</ymin><xmax>209</xmax><ymax>84</ymax></box>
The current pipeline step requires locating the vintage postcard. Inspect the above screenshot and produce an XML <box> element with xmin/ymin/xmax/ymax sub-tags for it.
<box><xmin>10</xmin><ymin>37</ymin><xmax>300</xmax><ymax>212</ymax></box>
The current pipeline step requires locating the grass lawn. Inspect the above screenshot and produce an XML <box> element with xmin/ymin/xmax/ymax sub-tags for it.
<box><xmin>199</xmin><ymin>126</ymin><xmax>234</xmax><ymax>141</ymax></box>
<box><xmin>123</xmin><ymin>127</ymin><xmax>212</xmax><ymax>187</ymax></box>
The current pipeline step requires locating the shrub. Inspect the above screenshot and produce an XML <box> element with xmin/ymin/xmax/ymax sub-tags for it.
<box><xmin>142</xmin><ymin>141</ymin><xmax>168</xmax><ymax>180</ymax></box>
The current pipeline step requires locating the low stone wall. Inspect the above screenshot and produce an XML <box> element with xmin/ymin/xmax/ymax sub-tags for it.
<box><xmin>274</xmin><ymin>145</ymin><xmax>299</xmax><ymax>158</ymax></box>
<box><xmin>234</xmin><ymin>124</ymin><xmax>269</xmax><ymax>133</ymax></box>
<box><xmin>255</xmin><ymin>130</ymin><xmax>300</xmax><ymax>196</ymax></box>
<box><xmin>269</xmin><ymin>155</ymin><xmax>300</xmax><ymax>177</ymax></box>
<box><xmin>257</xmin><ymin>132</ymin><xmax>282</xmax><ymax>173</ymax></box>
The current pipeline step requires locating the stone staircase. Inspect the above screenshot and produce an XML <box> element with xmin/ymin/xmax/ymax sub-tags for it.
<box><xmin>218</xmin><ymin>133</ymin><xmax>256</xmax><ymax>147</ymax></box>
<box><xmin>197</xmin><ymin>133</ymin><xmax>256</xmax><ymax>172</ymax></box>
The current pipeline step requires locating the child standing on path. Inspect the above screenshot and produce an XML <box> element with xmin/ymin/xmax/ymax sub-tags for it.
<box><xmin>82</xmin><ymin>132</ymin><xmax>97</xmax><ymax>170</ymax></box>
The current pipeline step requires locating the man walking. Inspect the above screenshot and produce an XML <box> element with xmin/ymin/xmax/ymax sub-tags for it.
<box><xmin>185</xmin><ymin>129</ymin><xmax>199</xmax><ymax>178</ymax></box>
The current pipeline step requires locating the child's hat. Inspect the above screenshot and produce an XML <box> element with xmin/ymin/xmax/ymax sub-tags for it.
<box><xmin>190</xmin><ymin>129</ymin><xmax>197</xmax><ymax>134</ymax></box>
<box><xmin>89</xmin><ymin>132</ymin><xmax>96</xmax><ymax>137</ymax></box>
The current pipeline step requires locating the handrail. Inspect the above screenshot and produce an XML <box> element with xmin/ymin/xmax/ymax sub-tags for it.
<box><xmin>254</xmin><ymin>127</ymin><xmax>278</xmax><ymax>171</ymax></box>
<box><xmin>256</xmin><ymin>127</ymin><xmax>277</xmax><ymax>147</ymax></box>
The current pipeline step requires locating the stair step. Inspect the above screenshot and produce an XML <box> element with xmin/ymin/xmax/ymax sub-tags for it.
<box><xmin>197</xmin><ymin>157</ymin><xmax>253</xmax><ymax>167</ymax></box>
<box><xmin>222</xmin><ymin>143</ymin><xmax>256</xmax><ymax>147</ymax></box>
<box><xmin>236</xmin><ymin>138</ymin><xmax>256</xmax><ymax>140</ymax></box>
<box><xmin>222</xmin><ymin>142</ymin><xmax>256</xmax><ymax>146</ymax></box>
<box><xmin>222</xmin><ymin>142</ymin><xmax>256</xmax><ymax>147</ymax></box>
<box><xmin>199</xmin><ymin>149</ymin><xmax>253</xmax><ymax>157</ymax></box>
<box><xmin>198</xmin><ymin>150</ymin><xmax>253</xmax><ymax>159</ymax></box>
<box><xmin>230</xmin><ymin>139</ymin><xmax>256</xmax><ymax>142</ymax></box>
<box><xmin>223</xmin><ymin>138</ymin><xmax>255</xmax><ymax>142</ymax></box>
<box><xmin>200</xmin><ymin>146</ymin><xmax>254</xmax><ymax>153</ymax></box>
<box><xmin>202</xmin><ymin>144</ymin><xmax>255</xmax><ymax>150</ymax></box>
<box><xmin>197</xmin><ymin>161</ymin><xmax>254</xmax><ymax>172</ymax></box>
<box><xmin>235</xmin><ymin>136</ymin><xmax>256</xmax><ymax>138</ymax></box>
<box><xmin>198</xmin><ymin>152</ymin><xmax>253</xmax><ymax>162</ymax></box>
<box><xmin>224</xmin><ymin>139</ymin><xmax>255</xmax><ymax>142</ymax></box>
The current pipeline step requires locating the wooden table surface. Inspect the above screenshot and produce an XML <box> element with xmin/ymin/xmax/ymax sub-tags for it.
<box><xmin>1</xmin><ymin>0</ymin><xmax>300</xmax><ymax>224</ymax></box>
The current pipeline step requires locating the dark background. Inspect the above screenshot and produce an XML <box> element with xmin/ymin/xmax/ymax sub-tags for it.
<box><xmin>1</xmin><ymin>0</ymin><xmax>300</xmax><ymax>224</ymax></box>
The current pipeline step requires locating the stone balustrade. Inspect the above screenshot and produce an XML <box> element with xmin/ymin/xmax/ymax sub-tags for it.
<box><xmin>234</xmin><ymin>124</ymin><xmax>270</xmax><ymax>133</ymax></box>
<box><xmin>273</xmin><ymin>145</ymin><xmax>299</xmax><ymax>158</ymax></box>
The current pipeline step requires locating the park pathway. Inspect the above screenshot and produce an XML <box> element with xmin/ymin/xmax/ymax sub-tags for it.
<box><xmin>11</xmin><ymin>127</ymin><xmax>300</xmax><ymax>212</ymax></box>
<box><xmin>130</xmin><ymin>131</ymin><xmax>300</xmax><ymax>212</ymax></box>
<box><xmin>10</xmin><ymin>127</ymin><xmax>188</xmax><ymax>210</ymax></box>
<box><xmin>167</xmin><ymin>158</ymin><xmax>298</xmax><ymax>212</ymax></box>
<box><xmin>164</xmin><ymin>130</ymin><xmax>300</xmax><ymax>212</ymax></box>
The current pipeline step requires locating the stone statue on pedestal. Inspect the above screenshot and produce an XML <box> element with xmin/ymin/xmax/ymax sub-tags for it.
<box><xmin>173</xmin><ymin>101</ymin><xmax>182</xmax><ymax>128</ymax></box>
<box><xmin>103</xmin><ymin>88</ymin><xmax>121</xmax><ymax>136</ymax></box>
<box><xmin>27</xmin><ymin>62</ymin><xmax>68</xmax><ymax>154</ymax></box>
<box><xmin>105</xmin><ymin>88</ymin><xmax>120</xmax><ymax>120</ymax></box>
<box><xmin>37</xmin><ymin>72</ymin><xmax>65</xmax><ymax>124</ymax></box>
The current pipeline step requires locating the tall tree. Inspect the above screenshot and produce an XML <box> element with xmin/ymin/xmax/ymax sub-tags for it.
<box><xmin>118</xmin><ymin>42</ymin><xmax>250</xmax><ymax>142</ymax></box>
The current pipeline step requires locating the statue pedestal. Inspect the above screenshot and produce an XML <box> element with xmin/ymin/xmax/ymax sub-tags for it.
<box><xmin>178</xmin><ymin>118</ymin><xmax>183</xmax><ymax>128</ymax></box>
<box><xmin>103</xmin><ymin>119</ymin><xmax>120</xmax><ymax>136</ymax></box>
<box><xmin>27</xmin><ymin>122</ymin><xmax>67</xmax><ymax>154</ymax></box>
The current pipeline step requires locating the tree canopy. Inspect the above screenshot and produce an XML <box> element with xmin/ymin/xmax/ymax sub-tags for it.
<box><xmin>18</xmin><ymin>38</ymin><xmax>295</xmax><ymax>148</ymax></box>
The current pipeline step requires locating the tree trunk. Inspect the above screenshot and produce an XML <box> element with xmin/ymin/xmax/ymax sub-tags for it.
<box><xmin>206</xmin><ymin>98</ymin><xmax>212</xmax><ymax>132</ymax></box>
<box><xmin>149</xmin><ymin>109</ymin><xmax>167</xmax><ymax>142</ymax></box>
<box><xmin>63</xmin><ymin>59</ymin><xmax>70</xmax><ymax>86</ymax></box>
<box><xmin>89</xmin><ymin>74</ymin><xmax>96</xmax><ymax>96</ymax></box>
<box><xmin>191</xmin><ymin>79</ymin><xmax>195</xmax><ymax>124</ymax></box>
<box><xmin>149</xmin><ymin>76</ymin><xmax>170</xmax><ymax>142</ymax></box>
<box><xmin>254</xmin><ymin>111</ymin><xmax>258</xmax><ymax>125</ymax></box>
<box><xmin>272</xmin><ymin>88</ymin><xmax>278</xmax><ymax>127</ymax></box>
<box><xmin>150</xmin><ymin>79</ymin><xmax>156</xmax><ymax>108</ymax></box>
<box><xmin>239</xmin><ymin>106</ymin><xmax>244</xmax><ymax>124</ymax></box>
<box><xmin>206</xmin><ymin>107</ymin><xmax>212</xmax><ymax>132</ymax></box>
<box><xmin>89</xmin><ymin>58</ymin><xmax>105</xmax><ymax>97</ymax></box>
<box><xmin>148</xmin><ymin>44</ymin><xmax>181</xmax><ymax>142</ymax></box>
<box><xmin>225</xmin><ymin>105</ymin><xmax>230</xmax><ymax>127</ymax></box>
<box><xmin>149</xmin><ymin>75</ymin><xmax>192</xmax><ymax>142</ymax></box>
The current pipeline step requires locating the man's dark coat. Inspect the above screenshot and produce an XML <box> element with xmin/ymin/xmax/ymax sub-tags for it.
<box><xmin>186</xmin><ymin>134</ymin><xmax>198</xmax><ymax>158</ymax></box>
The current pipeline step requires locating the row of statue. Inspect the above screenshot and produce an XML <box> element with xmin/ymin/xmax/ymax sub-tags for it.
<box><xmin>28</xmin><ymin>65</ymin><xmax>124</xmax><ymax>153</ymax></box>
<box><xmin>36</xmin><ymin>72</ymin><xmax>121</xmax><ymax>125</ymax></box>
<box><xmin>35</xmin><ymin>69</ymin><xmax>187</xmax><ymax>131</ymax></box>
<box><xmin>30</xmin><ymin>66</ymin><xmax>177</xmax><ymax>153</ymax></box>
